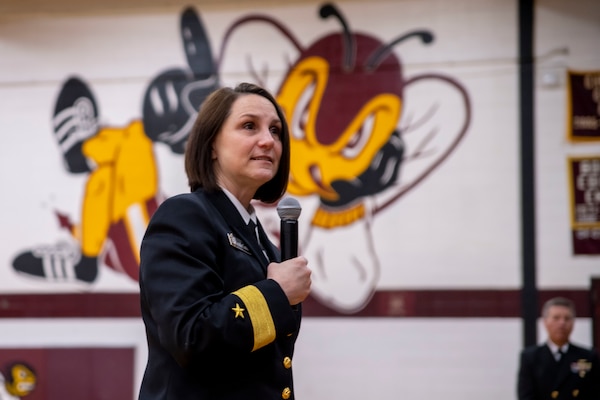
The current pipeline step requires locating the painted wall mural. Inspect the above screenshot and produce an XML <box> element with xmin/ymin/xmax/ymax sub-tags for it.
<box><xmin>8</xmin><ymin>3</ymin><xmax>470</xmax><ymax>314</ymax></box>
<box><xmin>0</xmin><ymin>348</ymin><xmax>134</xmax><ymax>400</ymax></box>
<box><xmin>0</xmin><ymin>361</ymin><xmax>36</xmax><ymax>400</ymax></box>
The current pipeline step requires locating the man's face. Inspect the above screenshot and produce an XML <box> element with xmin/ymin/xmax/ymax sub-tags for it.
<box><xmin>543</xmin><ymin>305</ymin><xmax>574</xmax><ymax>346</ymax></box>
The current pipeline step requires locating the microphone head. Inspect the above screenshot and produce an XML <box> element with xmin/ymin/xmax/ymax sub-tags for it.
<box><xmin>277</xmin><ymin>197</ymin><xmax>302</xmax><ymax>221</ymax></box>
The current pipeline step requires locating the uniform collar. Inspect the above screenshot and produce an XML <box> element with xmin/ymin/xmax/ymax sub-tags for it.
<box><xmin>547</xmin><ymin>341</ymin><xmax>569</xmax><ymax>355</ymax></box>
<box><xmin>220</xmin><ymin>187</ymin><xmax>257</xmax><ymax>225</ymax></box>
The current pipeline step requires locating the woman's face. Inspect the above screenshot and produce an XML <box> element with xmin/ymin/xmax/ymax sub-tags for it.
<box><xmin>213</xmin><ymin>93</ymin><xmax>283</xmax><ymax>203</ymax></box>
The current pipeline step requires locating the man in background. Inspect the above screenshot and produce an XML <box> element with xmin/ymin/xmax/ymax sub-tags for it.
<box><xmin>517</xmin><ymin>297</ymin><xmax>600</xmax><ymax>399</ymax></box>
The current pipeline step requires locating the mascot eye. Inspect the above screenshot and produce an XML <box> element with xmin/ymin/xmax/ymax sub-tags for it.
<box><xmin>291</xmin><ymin>82</ymin><xmax>315</xmax><ymax>140</ymax></box>
<box><xmin>342</xmin><ymin>113</ymin><xmax>374</xmax><ymax>159</ymax></box>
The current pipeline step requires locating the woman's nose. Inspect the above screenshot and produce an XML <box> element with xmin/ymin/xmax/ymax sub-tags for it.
<box><xmin>258</xmin><ymin>129</ymin><xmax>275</xmax><ymax>145</ymax></box>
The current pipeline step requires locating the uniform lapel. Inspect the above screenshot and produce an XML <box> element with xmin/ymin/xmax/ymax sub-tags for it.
<box><xmin>535</xmin><ymin>345</ymin><xmax>561</xmax><ymax>394</ymax></box>
<box><xmin>256</xmin><ymin>220</ymin><xmax>280</xmax><ymax>263</ymax></box>
<box><xmin>553</xmin><ymin>346</ymin><xmax>575</xmax><ymax>391</ymax></box>
<box><xmin>205</xmin><ymin>190</ymin><xmax>271</xmax><ymax>269</ymax></box>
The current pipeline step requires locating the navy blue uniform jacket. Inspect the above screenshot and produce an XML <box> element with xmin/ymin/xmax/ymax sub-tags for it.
<box><xmin>517</xmin><ymin>343</ymin><xmax>600</xmax><ymax>400</ymax></box>
<box><xmin>138</xmin><ymin>189</ymin><xmax>302</xmax><ymax>400</ymax></box>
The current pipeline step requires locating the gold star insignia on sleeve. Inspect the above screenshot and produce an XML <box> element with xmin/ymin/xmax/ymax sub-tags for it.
<box><xmin>232</xmin><ymin>303</ymin><xmax>245</xmax><ymax>318</ymax></box>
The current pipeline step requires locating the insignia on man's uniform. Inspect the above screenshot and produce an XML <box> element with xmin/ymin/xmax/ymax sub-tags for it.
<box><xmin>571</xmin><ymin>359</ymin><xmax>592</xmax><ymax>377</ymax></box>
<box><xmin>227</xmin><ymin>233</ymin><xmax>251</xmax><ymax>255</ymax></box>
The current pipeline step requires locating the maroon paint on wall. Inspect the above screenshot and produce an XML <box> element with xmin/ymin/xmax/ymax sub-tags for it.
<box><xmin>0</xmin><ymin>348</ymin><xmax>134</xmax><ymax>400</ymax></box>
<box><xmin>0</xmin><ymin>289</ymin><xmax>592</xmax><ymax>318</ymax></box>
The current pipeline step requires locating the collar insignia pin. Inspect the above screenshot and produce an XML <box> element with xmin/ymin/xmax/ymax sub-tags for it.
<box><xmin>227</xmin><ymin>233</ymin><xmax>251</xmax><ymax>255</ymax></box>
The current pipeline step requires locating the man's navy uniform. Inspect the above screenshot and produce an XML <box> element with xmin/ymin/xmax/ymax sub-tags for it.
<box><xmin>518</xmin><ymin>342</ymin><xmax>600</xmax><ymax>400</ymax></box>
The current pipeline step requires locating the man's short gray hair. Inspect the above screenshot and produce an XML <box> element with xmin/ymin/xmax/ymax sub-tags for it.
<box><xmin>541</xmin><ymin>297</ymin><xmax>576</xmax><ymax>318</ymax></box>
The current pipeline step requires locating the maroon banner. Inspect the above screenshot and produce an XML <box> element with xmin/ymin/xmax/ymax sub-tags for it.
<box><xmin>567</xmin><ymin>70</ymin><xmax>600</xmax><ymax>142</ymax></box>
<box><xmin>569</xmin><ymin>156</ymin><xmax>600</xmax><ymax>254</ymax></box>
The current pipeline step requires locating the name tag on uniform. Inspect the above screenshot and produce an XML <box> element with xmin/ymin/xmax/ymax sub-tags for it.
<box><xmin>227</xmin><ymin>233</ymin><xmax>251</xmax><ymax>255</ymax></box>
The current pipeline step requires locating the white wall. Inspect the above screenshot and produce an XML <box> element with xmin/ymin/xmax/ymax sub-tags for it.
<box><xmin>535</xmin><ymin>0</ymin><xmax>600</xmax><ymax>287</ymax></box>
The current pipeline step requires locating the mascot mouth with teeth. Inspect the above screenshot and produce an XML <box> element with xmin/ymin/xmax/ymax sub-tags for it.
<box><xmin>0</xmin><ymin>363</ymin><xmax>36</xmax><ymax>399</ymax></box>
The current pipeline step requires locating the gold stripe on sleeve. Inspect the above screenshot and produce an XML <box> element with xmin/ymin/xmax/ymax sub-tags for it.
<box><xmin>233</xmin><ymin>285</ymin><xmax>276</xmax><ymax>351</ymax></box>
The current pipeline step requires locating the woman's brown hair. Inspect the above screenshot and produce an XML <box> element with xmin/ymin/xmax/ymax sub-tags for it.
<box><xmin>184</xmin><ymin>82</ymin><xmax>290</xmax><ymax>203</ymax></box>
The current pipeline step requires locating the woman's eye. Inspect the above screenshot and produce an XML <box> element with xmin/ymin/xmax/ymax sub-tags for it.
<box><xmin>270</xmin><ymin>126</ymin><xmax>281</xmax><ymax>137</ymax></box>
<box><xmin>243</xmin><ymin>122</ymin><xmax>254</xmax><ymax>130</ymax></box>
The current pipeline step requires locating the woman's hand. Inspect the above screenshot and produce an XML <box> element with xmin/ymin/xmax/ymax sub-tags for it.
<box><xmin>267</xmin><ymin>256</ymin><xmax>311</xmax><ymax>305</ymax></box>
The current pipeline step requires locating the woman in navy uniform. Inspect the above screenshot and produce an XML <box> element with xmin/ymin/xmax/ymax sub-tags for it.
<box><xmin>517</xmin><ymin>297</ymin><xmax>600</xmax><ymax>400</ymax></box>
<box><xmin>138</xmin><ymin>82</ymin><xmax>312</xmax><ymax>400</ymax></box>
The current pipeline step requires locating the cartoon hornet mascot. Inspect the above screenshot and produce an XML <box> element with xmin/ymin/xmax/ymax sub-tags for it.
<box><xmin>0</xmin><ymin>363</ymin><xmax>36</xmax><ymax>400</ymax></box>
<box><xmin>12</xmin><ymin>8</ymin><xmax>219</xmax><ymax>284</ymax></box>
<box><xmin>228</xmin><ymin>3</ymin><xmax>471</xmax><ymax>313</ymax></box>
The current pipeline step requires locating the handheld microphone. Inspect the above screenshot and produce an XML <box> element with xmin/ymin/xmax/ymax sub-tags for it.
<box><xmin>276</xmin><ymin>197</ymin><xmax>302</xmax><ymax>261</ymax></box>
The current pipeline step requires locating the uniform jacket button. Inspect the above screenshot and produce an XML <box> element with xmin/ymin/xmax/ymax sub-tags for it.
<box><xmin>282</xmin><ymin>387</ymin><xmax>292</xmax><ymax>399</ymax></box>
<box><xmin>283</xmin><ymin>357</ymin><xmax>292</xmax><ymax>369</ymax></box>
